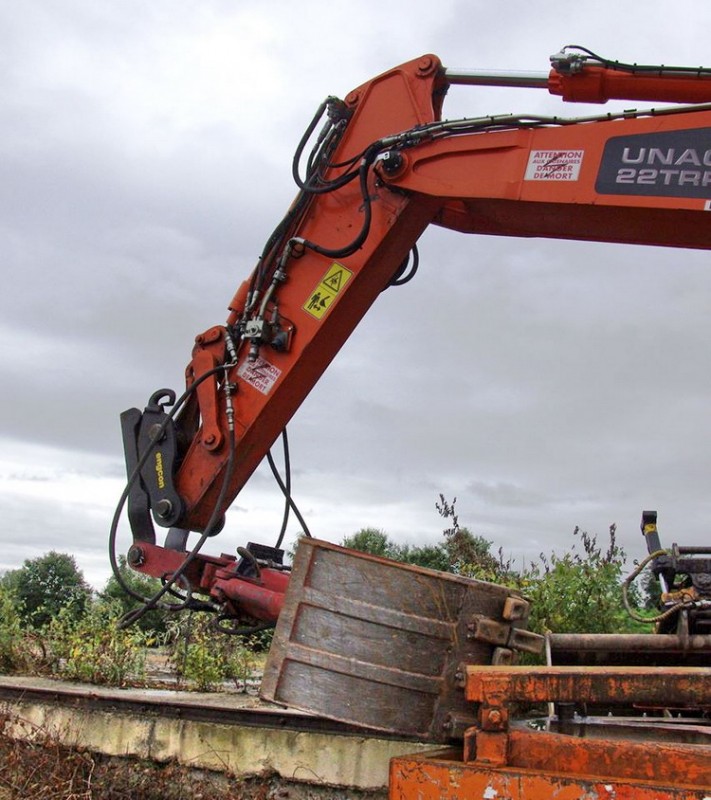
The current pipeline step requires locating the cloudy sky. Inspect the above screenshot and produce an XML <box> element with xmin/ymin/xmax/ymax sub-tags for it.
<box><xmin>3</xmin><ymin>0</ymin><xmax>711</xmax><ymax>589</ymax></box>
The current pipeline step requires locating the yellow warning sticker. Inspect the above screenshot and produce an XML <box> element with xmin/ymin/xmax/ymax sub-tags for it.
<box><xmin>303</xmin><ymin>262</ymin><xmax>353</xmax><ymax>320</ymax></box>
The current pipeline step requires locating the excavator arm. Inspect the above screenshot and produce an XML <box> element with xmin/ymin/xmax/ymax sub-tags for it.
<box><xmin>116</xmin><ymin>48</ymin><xmax>711</xmax><ymax>628</ymax></box>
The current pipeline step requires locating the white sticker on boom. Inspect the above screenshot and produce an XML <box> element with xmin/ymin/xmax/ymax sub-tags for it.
<box><xmin>237</xmin><ymin>356</ymin><xmax>282</xmax><ymax>395</ymax></box>
<box><xmin>525</xmin><ymin>150</ymin><xmax>584</xmax><ymax>181</ymax></box>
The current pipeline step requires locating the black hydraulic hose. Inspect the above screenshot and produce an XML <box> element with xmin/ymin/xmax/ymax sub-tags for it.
<box><xmin>108</xmin><ymin>360</ymin><xmax>237</xmax><ymax>622</ymax></box>
<box><xmin>116</xmin><ymin>419</ymin><xmax>237</xmax><ymax>629</ymax></box>
<box><xmin>561</xmin><ymin>45</ymin><xmax>711</xmax><ymax>76</ymax></box>
<box><xmin>292</xmin><ymin>97</ymin><xmax>333</xmax><ymax>188</ymax></box>
<box><xmin>295</xmin><ymin>152</ymin><xmax>375</xmax><ymax>260</ymax></box>
<box><xmin>388</xmin><ymin>245</ymin><xmax>420</xmax><ymax>287</ymax></box>
<box><xmin>270</xmin><ymin>430</ymin><xmax>292</xmax><ymax>550</ymax></box>
<box><xmin>211</xmin><ymin>615</ymin><xmax>275</xmax><ymax>636</ymax></box>
<box><xmin>292</xmin><ymin>97</ymin><xmax>362</xmax><ymax>195</ymax></box>
<box><xmin>249</xmin><ymin>190</ymin><xmax>311</xmax><ymax>301</ymax></box>
<box><xmin>267</xmin><ymin>430</ymin><xmax>312</xmax><ymax>541</ymax></box>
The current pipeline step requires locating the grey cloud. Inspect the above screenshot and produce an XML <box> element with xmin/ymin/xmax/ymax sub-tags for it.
<box><xmin>467</xmin><ymin>480</ymin><xmax>549</xmax><ymax>509</ymax></box>
<box><xmin>2</xmin><ymin>0</ymin><xmax>711</xmax><ymax>587</ymax></box>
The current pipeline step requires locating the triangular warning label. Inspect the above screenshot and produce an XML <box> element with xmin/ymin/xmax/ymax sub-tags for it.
<box><xmin>303</xmin><ymin>262</ymin><xmax>353</xmax><ymax>320</ymax></box>
<box><xmin>323</xmin><ymin>269</ymin><xmax>344</xmax><ymax>292</ymax></box>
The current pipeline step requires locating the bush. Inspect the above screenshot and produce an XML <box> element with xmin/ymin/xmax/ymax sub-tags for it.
<box><xmin>0</xmin><ymin>586</ymin><xmax>38</xmax><ymax>674</ymax></box>
<box><xmin>514</xmin><ymin>525</ymin><xmax>643</xmax><ymax>636</ymax></box>
<box><xmin>44</xmin><ymin>598</ymin><xmax>149</xmax><ymax>686</ymax></box>
<box><xmin>166</xmin><ymin>613</ymin><xmax>261</xmax><ymax>692</ymax></box>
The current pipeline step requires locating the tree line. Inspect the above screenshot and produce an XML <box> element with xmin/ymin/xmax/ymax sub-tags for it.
<box><xmin>342</xmin><ymin>495</ymin><xmax>649</xmax><ymax>637</ymax></box>
<box><xmin>0</xmin><ymin>495</ymin><xmax>655</xmax><ymax>685</ymax></box>
<box><xmin>0</xmin><ymin>552</ymin><xmax>260</xmax><ymax>689</ymax></box>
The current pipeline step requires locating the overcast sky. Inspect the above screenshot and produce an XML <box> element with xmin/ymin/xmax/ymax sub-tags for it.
<box><xmin>3</xmin><ymin>0</ymin><xmax>711</xmax><ymax>589</ymax></box>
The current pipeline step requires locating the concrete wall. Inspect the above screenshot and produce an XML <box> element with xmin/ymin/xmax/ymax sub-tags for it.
<box><xmin>1</xmin><ymin>681</ymin><xmax>436</xmax><ymax>791</ymax></box>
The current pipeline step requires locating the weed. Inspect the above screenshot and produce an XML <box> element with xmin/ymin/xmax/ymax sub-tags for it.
<box><xmin>167</xmin><ymin>613</ymin><xmax>261</xmax><ymax>692</ymax></box>
<box><xmin>44</xmin><ymin>599</ymin><xmax>149</xmax><ymax>686</ymax></box>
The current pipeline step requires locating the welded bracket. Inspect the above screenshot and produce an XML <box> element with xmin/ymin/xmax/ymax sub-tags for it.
<box><xmin>467</xmin><ymin>614</ymin><xmax>544</xmax><ymax>655</ymax></box>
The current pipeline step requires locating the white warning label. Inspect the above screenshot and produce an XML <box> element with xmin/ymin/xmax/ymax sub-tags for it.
<box><xmin>525</xmin><ymin>150</ymin><xmax>584</xmax><ymax>181</ymax></box>
<box><xmin>237</xmin><ymin>356</ymin><xmax>282</xmax><ymax>395</ymax></box>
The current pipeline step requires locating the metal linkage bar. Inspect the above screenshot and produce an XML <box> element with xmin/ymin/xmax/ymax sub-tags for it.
<box><xmin>444</xmin><ymin>68</ymin><xmax>549</xmax><ymax>89</ymax></box>
<box><xmin>548</xmin><ymin>632</ymin><xmax>711</xmax><ymax>653</ymax></box>
<box><xmin>465</xmin><ymin>665</ymin><xmax>711</xmax><ymax>707</ymax></box>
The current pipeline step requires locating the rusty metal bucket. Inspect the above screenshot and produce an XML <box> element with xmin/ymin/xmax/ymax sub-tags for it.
<box><xmin>260</xmin><ymin>538</ymin><xmax>542</xmax><ymax>742</ymax></box>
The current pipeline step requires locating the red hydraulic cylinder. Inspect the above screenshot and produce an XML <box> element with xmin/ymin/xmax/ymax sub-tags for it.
<box><xmin>211</xmin><ymin>566</ymin><xmax>290</xmax><ymax>623</ymax></box>
<box><xmin>547</xmin><ymin>66</ymin><xmax>711</xmax><ymax>104</ymax></box>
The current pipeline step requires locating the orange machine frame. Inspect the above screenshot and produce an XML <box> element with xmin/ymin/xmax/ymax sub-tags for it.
<box><xmin>391</xmin><ymin>666</ymin><xmax>711</xmax><ymax>799</ymax></box>
<box><xmin>119</xmin><ymin>50</ymin><xmax>711</xmax><ymax>796</ymax></box>
<box><xmin>167</xmin><ymin>54</ymin><xmax>711</xmax><ymax>532</ymax></box>
<box><xmin>121</xmin><ymin>50</ymin><xmax>711</xmax><ymax>627</ymax></box>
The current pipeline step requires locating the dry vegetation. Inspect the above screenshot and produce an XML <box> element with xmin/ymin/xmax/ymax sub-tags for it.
<box><xmin>0</xmin><ymin>715</ymin><xmax>259</xmax><ymax>800</ymax></box>
<box><xmin>0</xmin><ymin>712</ymin><xmax>385</xmax><ymax>800</ymax></box>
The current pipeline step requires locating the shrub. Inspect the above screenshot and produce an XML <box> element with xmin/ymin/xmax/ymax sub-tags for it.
<box><xmin>0</xmin><ymin>586</ymin><xmax>38</xmax><ymax>674</ymax></box>
<box><xmin>167</xmin><ymin>613</ymin><xmax>261</xmax><ymax>692</ymax></box>
<box><xmin>44</xmin><ymin>598</ymin><xmax>149</xmax><ymax>686</ymax></box>
<box><xmin>513</xmin><ymin>525</ymin><xmax>643</xmax><ymax>636</ymax></box>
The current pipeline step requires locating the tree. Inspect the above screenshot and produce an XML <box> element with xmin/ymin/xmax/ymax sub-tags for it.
<box><xmin>341</xmin><ymin>528</ymin><xmax>395</xmax><ymax>558</ymax></box>
<box><xmin>1</xmin><ymin>551</ymin><xmax>91</xmax><ymax>628</ymax></box>
<box><xmin>341</xmin><ymin>528</ymin><xmax>451</xmax><ymax>571</ymax></box>
<box><xmin>341</xmin><ymin>498</ymin><xmax>643</xmax><ymax>638</ymax></box>
<box><xmin>397</xmin><ymin>543</ymin><xmax>451</xmax><ymax>572</ymax></box>
<box><xmin>435</xmin><ymin>495</ymin><xmax>511</xmax><ymax>581</ymax></box>
<box><xmin>341</xmin><ymin>520</ymin><xmax>499</xmax><ymax>580</ymax></box>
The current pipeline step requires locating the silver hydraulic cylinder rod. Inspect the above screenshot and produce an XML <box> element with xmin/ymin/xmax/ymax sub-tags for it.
<box><xmin>444</xmin><ymin>68</ymin><xmax>550</xmax><ymax>89</ymax></box>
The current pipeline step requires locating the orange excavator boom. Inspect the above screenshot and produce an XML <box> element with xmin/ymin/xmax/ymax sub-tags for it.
<box><xmin>116</xmin><ymin>47</ymin><xmax>711</xmax><ymax>634</ymax></box>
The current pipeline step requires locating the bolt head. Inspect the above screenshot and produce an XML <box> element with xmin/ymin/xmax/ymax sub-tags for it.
<box><xmin>381</xmin><ymin>151</ymin><xmax>404</xmax><ymax>175</ymax></box>
<box><xmin>127</xmin><ymin>545</ymin><xmax>145</xmax><ymax>567</ymax></box>
<box><xmin>417</xmin><ymin>55</ymin><xmax>437</xmax><ymax>75</ymax></box>
<box><xmin>155</xmin><ymin>499</ymin><xmax>173</xmax><ymax>518</ymax></box>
